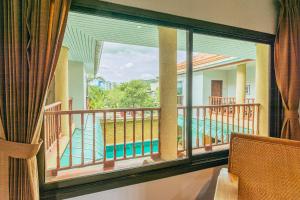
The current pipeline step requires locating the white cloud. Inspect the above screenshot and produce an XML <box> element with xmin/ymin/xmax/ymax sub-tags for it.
<box><xmin>140</xmin><ymin>73</ymin><xmax>155</xmax><ymax>80</ymax></box>
<box><xmin>120</xmin><ymin>62</ymin><xmax>134</xmax><ymax>70</ymax></box>
<box><xmin>125</xmin><ymin>62</ymin><xmax>133</xmax><ymax>68</ymax></box>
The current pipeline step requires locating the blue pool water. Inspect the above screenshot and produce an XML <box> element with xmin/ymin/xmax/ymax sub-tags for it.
<box><xmin>60</xmin><ymin>115</ymin><xmax>251</xmax><ymax>167</ymax></box>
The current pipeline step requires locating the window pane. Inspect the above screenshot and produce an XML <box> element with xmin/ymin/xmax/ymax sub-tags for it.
<box><xmin>190</xmin><ymin>33</ymin><xmax>270</xmax><ymax>155</ymax></box>
<box><xmin>44</xmin><ymin>12</ymin><xmax>187</xmax><ymax>182</ymax></box>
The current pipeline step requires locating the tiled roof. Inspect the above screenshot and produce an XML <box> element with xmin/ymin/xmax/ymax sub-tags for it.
<box><xmin>177</xmin><ymin>53</ymin><xmax>254</xmax><ymax>72</ymax></box>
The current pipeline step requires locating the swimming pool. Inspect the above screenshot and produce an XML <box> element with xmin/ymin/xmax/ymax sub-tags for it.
<box><xmin>60</xmin><ymin>114</ymin><xmax>251</xmax><ymax>167</ymax></box>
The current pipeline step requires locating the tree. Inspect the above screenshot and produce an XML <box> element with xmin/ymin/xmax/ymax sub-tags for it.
<box><xmin>106</xmin><ymin>87</ymin><xmax>124</xmax><ymax>108</ymax></box>
<box><xmin>88</xmin><ymin>86</ymin><xmax>107</xmax><ymax>109</ymax></box>
<box><xmin>88</xmin><ymin>80</ymin><xmax>157</xmax><ymax>109</ymax></box>
<box><xmin>119</xmin><ymin>80</ymin><xmax>155</xmax><ymax>108</ymax></box>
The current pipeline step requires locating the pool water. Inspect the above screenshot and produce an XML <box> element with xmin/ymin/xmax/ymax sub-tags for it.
<box><xmin>60</xmin><ymin>115</ymin><xmax>251</xmax><ymax>167</ymax></box>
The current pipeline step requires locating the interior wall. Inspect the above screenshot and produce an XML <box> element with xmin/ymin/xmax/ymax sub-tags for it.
<box><xmin>68</xmin><ymin>166</ymin><xmax>224</xmax><ymax>200</ymax></box>
<box><xmin>103</xmin><ymin>0</ymin><xmax>278</xmax><ymax>34</ymax></box>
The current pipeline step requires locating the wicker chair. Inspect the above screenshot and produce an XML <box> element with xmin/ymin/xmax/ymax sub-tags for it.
<box><xmin>214</xmin><ymin>133</ymin><xmax>300</xmax><ymax>200</ymax></box>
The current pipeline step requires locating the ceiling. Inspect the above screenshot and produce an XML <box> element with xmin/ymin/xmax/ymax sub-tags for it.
<box><xmin>63</xmin><ymin>12</ymin><xmax>257</xmax><ymax>75</ymax></box>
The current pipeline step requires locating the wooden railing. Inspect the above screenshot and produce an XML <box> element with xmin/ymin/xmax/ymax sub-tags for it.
<box><xmin>209</xmin><ymin>96</ymin><xmax>255</xmax><ymax>105</ymax></box>
<box><xmin>209</xmin><ymin>96</ymin><xmax>236</xmax><ymax>105</ymax></box>
<box><xmin>44</xmin><ymin>101</ymin><xmax>62</xmax><ymax>151</ymax></box>
<box><xmin>45</xmin><ymin>103</ymin><xmax>259</xmax><ymax>174</ymax></box>
<box><xmin>177</xmin><ymin>103</ymin><xmax>260</xmax><ymax>151</ymax></box>
<box><xmin>44</xmin><ymin>107</ymin><xmax>160</xmax><ymax>174</ymax></box>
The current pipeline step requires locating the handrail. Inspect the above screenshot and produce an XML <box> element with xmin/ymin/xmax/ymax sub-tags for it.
<box><xmin>177</xmin><ymin>103</ymin><xmax>260</xmax><ymax>109</ymax></box>
<box><xmin>44</xmin><ymin>107</ymin><xmax>161</xmax><ymax>115</ymax></box>
<box><xmin>44</xmin><ymin>103</ymin><xmax>260</xmax><ymax>175</ymax></box>
<box><xmin>44</xmin><ymin>101</ymin><xmax>62</xmax><ymax>152</ymax></box>
<box><xmin>45</xmin><ymin>101</ymin><xmax>62</xmax><ymax>111</ymax></box>
<box><xmin>44</xmin><ymin>106</ymin><xmax>161</xmax><ymax>174</ymax></box>
<box><xmin>209</xmin><ymin>96</ymin><xmax>255</xmax><ymax>105</ymax></box>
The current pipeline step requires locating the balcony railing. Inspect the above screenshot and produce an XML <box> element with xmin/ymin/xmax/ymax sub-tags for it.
<box><xmin>178</xmin><ymin>104</ymin><xmax>260</xmax><ymax>152</ymax></box>
<box><xmin>44</xmin><ymin>101</ymin><xmax>260</xmax><ymax>175</ymax></box>
<box><xmin>44</xmin><ymin>101</ymin><xmax>62</xmax><ymax>151</ymax></box>
<box><xmin>209</xmin><ymin>96</ymin><xmax>255</xmax><ymax>105</ymax></box>
<box><xmin>44</xmin><ymin>106</ymin><xmax>161</xmax><ymax>174</ymax></box>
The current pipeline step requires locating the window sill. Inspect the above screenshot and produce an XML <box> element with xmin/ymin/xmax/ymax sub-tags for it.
<box><xmin>40</xmin><ymin>150</ymin><xmax>228</xmax><ymax>200</ymax></box>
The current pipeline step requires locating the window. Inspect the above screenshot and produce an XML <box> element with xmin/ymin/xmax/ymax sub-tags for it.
<box><xmin>191</xmin><ymin>33</ymin><xmax>270</xmax><ymax>155</ymax></box>
<box><xmin>44</xmin><ymin>11</ymin><xmax>188</xmax><ymax>182</ymax></box>
<box><xmin>40</xmin><ymin>1</ymin><xmax>277</xmax><ymax>198</ymax></box>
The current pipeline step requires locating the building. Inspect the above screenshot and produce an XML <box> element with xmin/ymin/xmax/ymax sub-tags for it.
<box><xmin>177</xmin><ymin>53</ymin><xmax>256</xmax><ymax>106</ymax></box>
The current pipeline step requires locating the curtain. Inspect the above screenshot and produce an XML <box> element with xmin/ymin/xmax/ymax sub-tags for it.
<box><xmin>0</xmin><ymin>0</ymin><xmax>71</xmax><ymax>199</ymax></box>
<box><xmin>274</xmin><ymin>0</ymin><xmax>300</xmax><ymax>140</ymax></box>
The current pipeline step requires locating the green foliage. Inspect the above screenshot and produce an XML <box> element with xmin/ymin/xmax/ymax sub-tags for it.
<box><xmin>88</xmin><ymin>80</ymin><xmax>157</xmax><ymax>109</ymax></box>
<box><xmin>106</xmin><ymin>87</ymin><xmax>124</xmax><ymax>108</ymax></box>
<box><xmin>88</xmin><ymin>86</ymin><xmax>107</xmax><ymax>109</ymax></box>
<box><xmin>119</xmin><ymin>80</ymin><xmax>155</xmax><ymax>108</ymax></box>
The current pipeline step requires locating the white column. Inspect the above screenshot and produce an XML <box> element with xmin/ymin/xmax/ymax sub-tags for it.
<box><xmin>159</xmin><ymin>27</ymin><xmax>178</xmax><ymax>160</ymax></box>
<box><xmin>235</xmin><ymin>64</ymin><xmax>246</xmax><ymax>104</ymax></box>
<box><xmin>55</xmin><ymin>46</ymin><xmax>69</xmax><ymax>136</ymax></box>
<box><xmin>255</xmin><ymin>44</ymin><xmax>270</xmax><ymax>136</ymax></box>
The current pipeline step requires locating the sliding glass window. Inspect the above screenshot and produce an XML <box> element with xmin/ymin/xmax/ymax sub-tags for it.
<box><xmin>191</xmin><ymin>33</ymin><xmax>270</xmax><ymax>155</ymax></box>
<box><xmin>42</xmin><ymin>8</ymin><xmax>272</xmax><ymax>185</ymax></box>
<box><xmin>44</xmin><ymin>11</ymin><xmax>188</xmax><ymax>182</ymax></box>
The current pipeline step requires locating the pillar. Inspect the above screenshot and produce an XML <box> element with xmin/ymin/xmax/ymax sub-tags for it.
<box><xmin>236</xmin><ymin>64</ymin><xmax>246</xmax><ymax>104</ymax></box>
<box><xmin>255</xmin><ymin>44</ymin><xmax>270</xmax><ymax>136</ymax></box>
<box><xmin>159</xmin><ymin>27</ymin><xmax>178</xmax><ymax>160</ymax></box>
<box><xmin>55</xmin><ymin>46</ymin><xmax>69</xmax><ymax>136</ymax></box>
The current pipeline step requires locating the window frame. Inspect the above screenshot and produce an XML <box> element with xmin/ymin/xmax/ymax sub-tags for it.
<box><xmin>39</xmin><ymin>1</ymin><xmax>281</xmax><ymax>199</ymax></box>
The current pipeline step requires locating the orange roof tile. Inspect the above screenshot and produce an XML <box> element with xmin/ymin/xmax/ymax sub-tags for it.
<box><xmin>177</xmin><ymin>53</ymin><xmax>230</xmax><ymax>71</ymax></box>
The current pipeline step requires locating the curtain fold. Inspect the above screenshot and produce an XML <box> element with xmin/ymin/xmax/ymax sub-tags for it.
<box><xmin>0</xmin><ymin>0</ymin><xmax>70</xmax><ymax>199</ymax></box>
<box><xmin>274</xmin><ymin>0</ymin><xmax>300</xmax><ymax>140</ymax></box>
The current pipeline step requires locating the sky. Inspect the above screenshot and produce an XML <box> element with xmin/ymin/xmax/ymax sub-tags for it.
<box><xmin>98</xmin><ymin>42</ymin><xmax>187</xmax><ymax>83</ymax></box>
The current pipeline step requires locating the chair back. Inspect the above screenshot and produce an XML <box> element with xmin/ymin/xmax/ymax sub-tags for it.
<box><xmin>229</xmin><ymin>133</ymin><xmax>300</xmax><ymax>200</ymax></box>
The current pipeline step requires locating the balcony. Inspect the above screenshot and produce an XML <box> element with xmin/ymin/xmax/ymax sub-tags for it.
<box><xmin>44</xmin><ymin>97</ymin><xmax>260</xmax><ymax>181</ymax></box>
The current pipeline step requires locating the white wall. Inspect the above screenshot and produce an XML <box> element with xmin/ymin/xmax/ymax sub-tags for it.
<box><xmin>203</xmin><ymin>70</ymin><xmax>228</xmax><ymax>105</ymax></box>
<box><xmin>226</xmin><ymin>64</ymin><xmax>256</xmax><ymax>100</ymax></box>
<box><xmin>178</xmin><ymin>71</ymin><xmax>204</xmax><ymax>106</ymax></box>
<box><xmin>193</xmin><ymin>71</ymin><xmax>204</xmax><ymax>106</ymax></box>
<box><xmin>68</xmin><ymin>166</ymin><xmax>224</xmax><ymax>200</ymax></box>
<box><xmin>179</xmin><ymin>65</ymin><xmax>257</xmax><ymax>106</ymax></box>
<box><xmin>69</xmin><ymin>61</ymin><xmax>87</xmax><ymax>110</ymax></box>
<box><xmin>103</xmin><ymin>0</ymin><xmax>278</xmax><ymax>34</ymax></box>
<box><xmin>226</xmin><ymin>69</ymin><xmax>236</xmax><ymax>97</ymax></box>
<box><xmin>69</xmin><ymin>61</ymin><xmax>87</xmax><ymax>128</ymax></box>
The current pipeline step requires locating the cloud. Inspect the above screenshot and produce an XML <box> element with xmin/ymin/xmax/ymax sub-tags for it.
<box><xmin>120</xmin><ymin>62</ymin><xmax>134</xmax><ymax>70</ymax></box>
<box><xmin>116</xmin><ymin>72</ymin><xmax>122</xmax><ymax>77</ymax></box>
<box><xmin>140</xmin><ymin>73</ymin><xmax>155</xmax><ymax>80</ymax></box>
<box><xmin>125</xmin><ymin>62</ymin><xmax>133</xmax><ymax>68</ymax></box>
<box><xmin>97</xmin><ymin>41</ymin><xmax>187</xmax><ymax>84</ymax></box>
